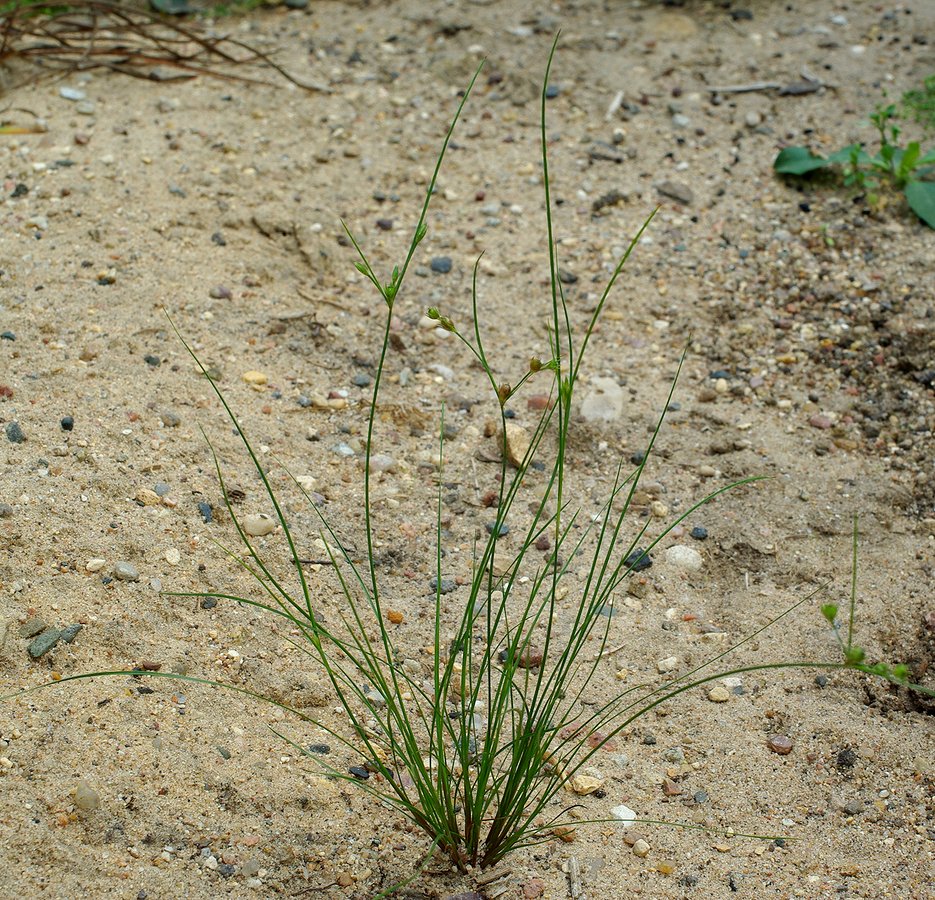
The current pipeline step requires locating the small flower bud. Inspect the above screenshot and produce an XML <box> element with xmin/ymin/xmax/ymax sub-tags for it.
<box><xmin>529</xmin><ymin>356</ymin><xmax>542</xmax><ymax>372</ymax></box>
<box><xmin>497</xmin><ymin>382</ymin><xmax>512</xmax><ymax>405</ymax></box>
<box><xmin>427</xmin><ymin>307</ymin><xmax>441</xmax><ymax>319</ymax></box>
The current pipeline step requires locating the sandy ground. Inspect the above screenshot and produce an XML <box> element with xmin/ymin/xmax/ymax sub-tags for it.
<box><xmin>1</xmin><ymin>1</ymin><xmax>934</xmax><ymax>898</ymax></box>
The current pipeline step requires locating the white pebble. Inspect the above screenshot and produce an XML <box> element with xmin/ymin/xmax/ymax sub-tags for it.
<box><xmin>164</xmin><ymin>548</ymin><xmax>181</xmax><ymax>565</ymax></box>
<box><xmin>612</xmin><ymin>804</ymin><xmax>637</xmax><ymax>826</ymax></box>
<box><xmin>657</xmin><ymin>656</ymin><xmax>679</xmax><ymax>673</ymax></box>
<box><xmin>665</xmin><ymin>545</ymin><xmax>703</xmax><ymax>571</ymax></box>
<box><xmin>85</xmin><ymin>558</ymin><xmax>106</xmax><ymax>573</ymax></box>
<box><xmin>243</xmin><ymin>514</ymin><xmax>276</xmax><ymax>537</ymax></box>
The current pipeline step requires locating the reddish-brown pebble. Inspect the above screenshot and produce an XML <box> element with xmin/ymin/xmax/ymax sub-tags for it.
<box><xmin>662</xmin><ymin>778</ymin><xmax>682</xmax><ymax>796</ymax></box>
<box><xmin>808</xmin><ymin>414</ymin><xmax>832</xmax><ymax>429</ymax></box>
<box><xmin>386</xmin><ymin>609</ymin><xmax>404</xmax><ymax>625</ymax></box>
<box><xmin>523</xmin><ymin>878</ymin><xmax>545</xmax><ymax>898</ymax></box>
<box><xmin>767</xmin><ymin>734</ymin><xmax>794</xmax><ymax>755</ymax></box>
<box><xmin>527</xmin><ymin>394</ymin><xmax>552</xmax><ymax>411</ymax></box>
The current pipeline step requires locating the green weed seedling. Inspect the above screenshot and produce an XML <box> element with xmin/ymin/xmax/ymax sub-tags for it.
<box><xmin>774</xmin><ymin>77</ymin><xmax>935</xmax><ymax>228</ymax></box>
<box><xmin>901</xmin><ymin>73</ymin><xmax>935</xmax><ymax>133</ymax></box>
<box><xmin>7</xmin><ymin>41</ymin><xmax>935</xmax><ymax>893</ymax></box>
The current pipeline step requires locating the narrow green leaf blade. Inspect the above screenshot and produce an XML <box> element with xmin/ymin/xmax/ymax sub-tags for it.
<box><xmin>773</xmin><ymin>146</ymin><xmax>829</xmax><ymax>175</ymax></box>
<box><xmin>905</xmin><ymin>180</ymin><xmax>935</xmax><ymax>228</ymax></box>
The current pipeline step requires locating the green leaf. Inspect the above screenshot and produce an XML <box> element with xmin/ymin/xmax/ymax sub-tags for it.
<box><xmin>773</xmin><ymin>146</ymin><xmax>829</xmax><ymax>175</ymax></box>
<box><xmin>905</xmin><ymin>180</ymin><xmax>935</xmax><ymax>228</ymax></box>
<box><xmin>898</xmin><ymin>141</ymin><xmax>921</xmax><ymax>180</ymax></box>
<box><xmin>827</xmin><ymin>144</ymin><xmax>869</xmax><ymax>167</ymax></box>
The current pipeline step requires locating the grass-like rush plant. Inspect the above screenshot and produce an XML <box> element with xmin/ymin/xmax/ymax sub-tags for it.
<box><xmin>8</xmin><ymin>40</ymin><xmax>934</xmax><ymax>888</ymax></box>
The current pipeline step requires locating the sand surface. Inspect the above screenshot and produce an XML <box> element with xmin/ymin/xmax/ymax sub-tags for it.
<box><xmin>1</xmin><ymin>1</ymin><xmax>933</xmax><ymax>898</ymax></box>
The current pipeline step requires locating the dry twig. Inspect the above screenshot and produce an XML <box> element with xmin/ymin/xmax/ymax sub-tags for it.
<box><xmin>0</xmin><ymin>1</ymin><xmax>329</xmax><ymax>93</ymax></box>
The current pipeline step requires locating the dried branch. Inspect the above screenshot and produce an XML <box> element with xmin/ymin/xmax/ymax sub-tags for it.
<box><xmin>0</xmin><ymin>1</ymin><xmax>330</xmax><ymax>93</ymax></box>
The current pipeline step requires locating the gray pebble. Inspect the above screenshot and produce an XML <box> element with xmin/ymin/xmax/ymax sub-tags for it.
<box><xmin>198</xmin><ymin>501</ymin><xmax>213</xmax><ymax>523</ymax></box>
<box><xmin>430</xmin><ymin>256</ymin><xmax>452</xmax><ymax>274</ymax></box>
<box><xmin>5</xmin><ymin>422</ymin><xmax>25</xmax><ymax>444</ymax></box>
<box><xmin>28</xmin><ymin>628</ymin><xmax>62</xmax><ymax>659</ymax></box>
<box><xmin>429</xmin><ymin>576</ymin><xmax>457</xmax><ymax>594</ymax></box>
<box><xmin>0</xmin><ymin>503</ymin><xmax>13</xmax><ymax>518</ymax></box>
<box><xmin>59</xmin><ymin>623</ymin><xmax>83</xmax><ymax>644</ymax></box>
<box><xmin>113</xmin><ymin>561</ymin><xmax>140</xmax><ymax>582</ymax></box>
<box><xmin>655</xmin><ymin>180</ymin><xmax>694</xmax><ymax>206</ymax></box>
<box><xmin>843</xmin><ymin>799</ymin><xmax>864</xmax><ymax>816</ymax></box>
<box><xmin>154</xmin><ymin>482</ymin><xmax>171</xmax><ymax>497</ymax></box>
<box><xmin>18</xmin><ymin>618</ymin><xmax>47</xmax><ymax>639</ymax></box>
<box><xmin>159</xmin><ymin>410</ymin><xmax>181</xmax><ymax>428</ymax></box>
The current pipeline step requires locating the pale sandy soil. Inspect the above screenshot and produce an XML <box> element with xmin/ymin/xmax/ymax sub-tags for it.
<box><xmin>1</xmin><ymin>1</ymin><xmax>933</xmax><ymax>898</ymax></box>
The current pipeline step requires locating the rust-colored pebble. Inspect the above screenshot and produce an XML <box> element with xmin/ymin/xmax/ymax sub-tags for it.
<box><xmin>767</xmin><ymin>734</ymin><xmax>794</xmax><ymax>755</ymax></box>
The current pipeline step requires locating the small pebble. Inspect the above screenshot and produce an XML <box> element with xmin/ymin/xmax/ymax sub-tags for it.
<box><xmin>429</xmin><ymin>577</ymin><xmax>457</xmax><ymax>595</ymax></box>
<box><xmin>60</xmin><ymin>416</ymin><xmax>74</xmax><ymax>431</ymax></box>
<box><xmin>197</xmin><ymin>501</ymin><xmax>213</xmax><ymax>524</ymax></box>
<box><xmin>19</xmin><ymin>618</ymin><xmax>47</xmax><ymax>639</ymax></box>
<box><xmin>143</xmin><ymin>355</ymin><xmax>161</xmax><ymax>367</ymax></box>
<box><xmin>0</xmin><ymin>503</ymin><xmax>12</xmax><ymax>518</ymax></box>
<box><xmin>59</xmin><ymin>624</ymin><xmax>82</xmax><ymax>644</ymax></box>
<box><xmin>368</xmin><ymin>454</ymin><xmax>396</xmax><ymax>473</ymax></box>
<box><xmin>503</xmin><ymin>422</ymin><xmax>531</xmax><ymax>467</ymax></box>
<box><xmin>349</xmin><ymin>765</ymin><xmax>370</xmax><ymax>779</ymax></box>
<box><xmin>113</xmin><ymin>561</ymin><xmax>140</xmax><ymax>582</ymax></box>
<box><xmin>165</xmin><ymin>548</ymin><xmax>181</xmax><ymax>565</ymax></box>
<box><xmin>808</xmin><ymin>414</ymin><xmax>833</xmax><ymax>430</ymax></box>
<box><xmin>242</xmin><ymin>371</ymin><xmax>268</xmax><ymax>386</ymax></box>
<box><xmin>612</xmin><ymin>804</ymin><xmax>637</xmax><ymax>826</ymax></box>
<box><xmin>209</xmin><ymin>285</ymin><xmax>232</xmax><ymax>300</ymax></box>
<box><xmin>28</xmin><ymin>628</ymin><xmax>61</xmax><ymax>659</ymax></box>
<box><xmin>430</xmin><ymin>256</ymin><xmax>452</xmax><ymax>274</ymax></box>
<box><xmin>707</xmin><ymin>685</ymin><xmax>730</xmax><ymax>703</ymax></box>
<box><xmin>657</xmin><ymin>656</ymin><xmax>678</xmax><ymax>673</ymax></box>
<box><xmin>664</xmin><ymin>545</ymin><xmax>703</xmax><ymax>572</ymax></box>
<box><xmin>632</xmin><ymin>838</ymin><xmax>651</xmax><ymax>858</ymax></box>
<box><xmin>843</xmin><ymin>799</ymin><xmax>864</xmax><ymax>816</ymax></box>
<box><xmin>767</xmin><ymin>735</ymin><xmax>794</xmax><ymax>755</ymax></box>
<box><xmin>690</xmin><ymin>525</ymin><xmax>708</xmax><ymax>541</ymax></box>
<box><xmin>624</xmin><ymin>548</ymin><xmax>652</xmax><ymax>572</ymax></box>
<box><xmin>5</xmin><ymin>422</ymin><xmax>25</xmax><ymax>444</ymax></box>
<box><xmin>0</xmin><ymin>331</ymin><xmax>15</xmax><ymax>340</ymax></box>
<box><xmin>74</xmin><ymin>780</ymin><xmax>100</xmax><ymax>811</ymax></box>
<box><xmin>545</xmin><ymin>84</ymin><xmax>560</xmax><ymax>98</ymax></box>
<box><xmin>159</xmin><ymin>410</ymin><xmax>181</xmax><ymax>428</ymax></box>
<box><xmin>243</xmin><ymin>514</ymin><xmax>277</xmax><ymax>537</ymax></box>
<box><xmin>85</xmin><ymin>558</ymin><xmax>106</xmax><ymax>573</ymax></box>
